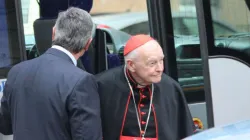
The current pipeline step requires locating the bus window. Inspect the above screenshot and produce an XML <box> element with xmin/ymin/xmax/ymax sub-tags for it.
<box><xmin>20</xmin><ymin>0</ymin><xmax>39</xmax><ymax>59</ymax></box>
<box><xmin>207</xmin><ymin>0</ymin><xmax>250</xmax><ymax>127</ymax></box>
<box><xmin>91</xmin><ymin>0</ymin><xmax>149</xmax><ymax>70</ymax></box>
<box><xmin>210</xmin><ymin>0</ymin><xmax>250</xmax><ymax>58</ymax></box>
<box><xmin>169</xmin><ymin>0</ymin><xmax>205</xmax><ymax>104</ymax></box>
<box><xmin>0</xmin><ymin>0</ymin><xmax>26</xmax><ymax>78</ymax></box>
<box><xmin>170</xmin><ymin>0</ymin><xmax>207</xmax><ymax>130</ymax></box>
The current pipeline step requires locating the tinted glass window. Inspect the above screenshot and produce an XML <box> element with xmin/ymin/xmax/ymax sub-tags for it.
<box><xmin>213</xmin><ymin>23</ymin><xmax>236</xmax><ymax>35</ymax></box>
<box><xmin>0</xmin><ymin>0</ymin><xmax>25</xmax><ymax>73</ymax></box>
<box><xmin>211</xmin><ymin>0</ymin><xmax>250</xmax><ymax>59</ymax></box>
<box><xmin>91</xmin><ymin>1</ymin><xmax>150</xmax><ymax>70</ymax></box>
<box><xmin>20</xmin><ymin>0</ymin><xmax>39</xmax><ymax>59</ymax></box>
<box><xmin>121</xmin><ymin>21</ymin><xmax>149</xmax><ymax>35</ymax></box>
<box><xmin>21</xmin><ymin>0</ymin><xmax>30</xmax><ymax>23</ymax></box>
<box><xmin>182</xmin><ymin>18</ymin><xmax>199</xmax><ymax>35</ymax></box>
<box><xmin>170</xmin><ymin>0</ymin><xmax>205</xmax><ymax>104</ymax></box>
<box><xmin>182</xmin><ymin>18</ymin><xmax>236</xmax><ymax>36</ymax></box>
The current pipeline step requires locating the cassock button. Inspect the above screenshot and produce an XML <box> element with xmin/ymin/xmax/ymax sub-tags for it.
<box><xmin>141</xmin><ymin>112</ymin><xmax>146</xmax><ymax>115</ymax></box>
<box><xmin>141</xmin><ymin>121</ymin><xmax>146</xmax><ymax>125</ymax></box>
<box><xmin>142</xmin><ymin>95</ymin><xmax>146</xmax><ymax>98</ymax></box>
<box><xmin>140</xmin><ymin>104</ymin><xmax>145</xmax><ymax>107</ymax></box>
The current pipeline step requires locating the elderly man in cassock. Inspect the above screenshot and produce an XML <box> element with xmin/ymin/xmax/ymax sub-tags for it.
<box><xmin>96</xmin><ymin>34</ymin><xmax>195</xmax><ymax>140</ymax></box>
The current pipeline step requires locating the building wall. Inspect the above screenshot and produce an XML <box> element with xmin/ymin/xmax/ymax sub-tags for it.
<box><xmin>90</xmin><ymin>0</ymin><xmax>180</xmax><ymax>14</ymax></box>
<box><xmin>91</xmin><ymin>0</ymin><xmax>148</xmax><ymax>13</ymax></box>
<box><xmin>217</xmin><ymin>0</ymin><xmax>250</xmax><ymax>32</ymax></box>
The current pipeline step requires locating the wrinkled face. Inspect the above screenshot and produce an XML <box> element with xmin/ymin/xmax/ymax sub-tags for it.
<box><xmin>128</xmin><ymin>40</ymin><xmax>164</xmax><ymax>84</ymax></box>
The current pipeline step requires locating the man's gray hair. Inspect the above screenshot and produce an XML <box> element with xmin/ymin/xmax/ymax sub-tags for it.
<box><xmin>52</xmin><ymin>7</ymin><xmax>93</xmax><ymax>53</ymax></box>
<box><xmin>124</xmin><ymin>48</ymin><xmax>138</xmax><ymax>65</ymax></box>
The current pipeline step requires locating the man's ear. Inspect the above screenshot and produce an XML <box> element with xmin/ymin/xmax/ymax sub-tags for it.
<box><xmin>126</xmin><ymin>60</ymin><xmax>136</xmax><ymax>72</ymax></box>
<box><xmin>52</xmin><ymin>26</ymin><xmax>56</xmax><ymax>40</ymax></box>
<box><xmin>76</xmin><ymin>38</ymin><xmax>93</xmax><ymax>58</ymax></box>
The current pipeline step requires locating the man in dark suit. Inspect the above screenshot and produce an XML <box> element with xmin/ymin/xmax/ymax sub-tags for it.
<box><xmin>0</xmin><ymin>7</ymin><xmax>102</xmax><ymax>140</ymax></box>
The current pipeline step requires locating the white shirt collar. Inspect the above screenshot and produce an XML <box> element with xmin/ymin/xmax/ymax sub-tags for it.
<box><xmin>51</xmin><ymin>45</ymin><xmax>77</xmax><ymax>66</ymax></box>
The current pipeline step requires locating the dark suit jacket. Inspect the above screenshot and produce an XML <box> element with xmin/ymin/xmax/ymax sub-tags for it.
<box><xmin>0</xmin><ymin>48</ymin><xmax>102</xmax><ymax>140</ymax></box>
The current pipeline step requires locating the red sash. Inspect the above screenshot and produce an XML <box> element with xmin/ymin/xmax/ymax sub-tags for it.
<box><xmin>120</xmin><ymin>136</ymin><xmax>157</xmax><ymax>140</ymax></box>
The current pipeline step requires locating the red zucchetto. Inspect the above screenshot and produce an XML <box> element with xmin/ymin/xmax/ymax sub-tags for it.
<box><xmin>123</xmin><ymin>34</ymin><xmax>154</xmax><ymax>56</ymax></box>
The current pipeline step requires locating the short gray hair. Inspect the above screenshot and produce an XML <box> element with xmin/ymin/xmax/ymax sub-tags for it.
<box><xmin>124</xmin><ymin>48</ymin><xmax>138</xmax><ymax>65</ymax></box>
<box><xmin>52</xmin><ymin>7</ymin><xmax>93</xmax><ymax>53</ymax></box>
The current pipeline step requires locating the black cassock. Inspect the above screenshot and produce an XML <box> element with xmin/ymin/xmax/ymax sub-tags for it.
<box><xmin>96</xmin><ymin>66</ymin><xmax>195</xmax><ymax>140</ymax></box>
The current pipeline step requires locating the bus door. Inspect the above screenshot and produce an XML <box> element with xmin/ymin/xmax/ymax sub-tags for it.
<box><xmin>195</xmin><ymin>0</ymin><xmax>250</xmax><ymax>128</ymax></box>
<box><xmin>147</xmin><ymin>0</ymin><xmax>207</xmax><ymax>130</ymax></box>
<box><xmin>0</xmin><ymin>0</ymin><xmax>26</xmax><ymax>139</ymax></box>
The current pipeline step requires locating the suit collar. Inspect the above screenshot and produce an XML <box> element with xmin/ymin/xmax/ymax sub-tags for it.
<box><xmin>45</xmin><ymin>48</ymin><xmax>75</xmax><ymax>65</ymax></box>
<box><xmin>51</xmin><ymin>45</ymin><xmax>77</xmax><ymax>66</ymax></box>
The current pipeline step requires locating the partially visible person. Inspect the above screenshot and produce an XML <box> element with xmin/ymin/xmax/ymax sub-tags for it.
<box><xmin>0</xmin><ymin>7</ymin><xmax>102</xmax><ymax>140</ymax></box>
<box><xmin>96</xmin><ymin>34</ymin><xmax>195</xmax><ymax>140</ymax></box>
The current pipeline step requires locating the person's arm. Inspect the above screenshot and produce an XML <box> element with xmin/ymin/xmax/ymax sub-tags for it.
<box><xmin>0</xmin><ymin>79</ymin><xmax>13</xmax><ymax>135</ymax></box>
<box><xmin>67</xmin><ymin>74</ymin><xmax>102</xmax><ymax>140</ymax></box>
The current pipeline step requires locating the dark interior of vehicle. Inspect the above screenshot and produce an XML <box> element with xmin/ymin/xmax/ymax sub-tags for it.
<box><xmin>0</xmin><ymin>0</ymin><xmax>26</xmax><ymax>77</ymax></box>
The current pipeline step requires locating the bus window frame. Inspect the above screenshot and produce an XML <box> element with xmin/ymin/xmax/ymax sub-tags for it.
<box><xmin>15</xmin><ymin>0</ymin><xmax>27</xmax><ymax>61</ymax></box>
<box><xmin>195</xmin><ymin>0</ymin><xmax>215</xmax><ymax>128</ymax></box>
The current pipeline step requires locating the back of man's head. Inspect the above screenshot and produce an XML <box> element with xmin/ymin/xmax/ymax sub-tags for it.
<box><xmin>52</xmin><ymin>7</ymin><xmax>93</xmax><ymax>54</ymax></box>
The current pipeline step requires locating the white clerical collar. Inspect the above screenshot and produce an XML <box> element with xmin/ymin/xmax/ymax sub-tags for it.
<box><xmin>51</xmin><ymin>45</ymin><xmax>77</xmax><ymax>66</ymax></box>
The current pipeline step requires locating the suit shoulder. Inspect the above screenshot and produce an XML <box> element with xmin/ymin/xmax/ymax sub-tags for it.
<box><xmin>67</xmin><ymin>65</ymin><xmax>94</xmax><ymax>81</ymax></box>
<box><xmin>8</xmin><ymin>59</ymin><xmax>33</xmax><ymax>75</ymax></box>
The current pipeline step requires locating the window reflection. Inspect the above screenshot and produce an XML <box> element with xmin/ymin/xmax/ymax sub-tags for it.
<box><xmin>211</xmin><ymin>0</ymin><xmax>250</xmax><ymax>60</ymax></box>
<box><xmin>212</xmin><ymin>0</ymin><xmax>250</xmax><ymax>34</ymax></box>
<box><xmin>21</xmin><ymin>0</ymin><xmax>30</xmax><ymax>23</ymax></box>
<box><xmin>20</xmin><ymin>0</ymin><xmax>39</xmax><ymax>51</ymax></box>
<box><xmin>91</xmin><ymin>0</ymin><xmax>149</xmax><ymax>54</ymax></box>
<box><xmin>0</xmin><ymin>0</ymin><xmax>24</xmax><ymax>71</ymax></box>
<box><xmin>166</xmin><ymin>0</ymin><xmax>205</xmax><ymax>105</ymax></box>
